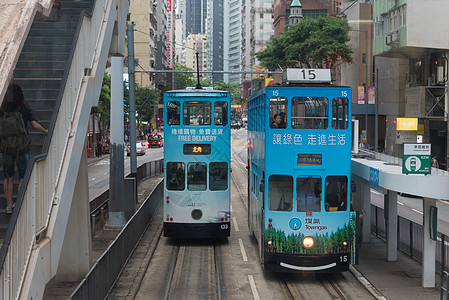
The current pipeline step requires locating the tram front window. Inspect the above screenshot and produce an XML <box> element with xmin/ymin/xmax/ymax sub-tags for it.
<box><xmin>332</xmin><ymin>97</ymin><xmax>349</xmax><ymax>129</ymax></box>
<box><xmin>214</xmin><ymin>101</ymin><xmax>228</xmax><ymax>126</ymax></box>
<box><xmin>167</xmin><ymin>162</ymin><xmax>185</xmax><ymax>190</ymax></box>
<box><xmin>269</xmin><ymin>97</ymin><xmax>287</xmax><ymax>128</ymax></box>
<box><xmin>325</xmin><ymin>176</ymin><xmax>348</xmax><ymax>211</ymax></box>
<box><xmin>183</xmin><ymin>101</ymin><xmax>211</xmax><ymax>126</ymax></box>
<box><xmin>187</xmin><ymin>163</ymin><xmax>207</xmax><ymax>191</ymax></box>
<box><xmin>268</xmin><ymin>175</ymin><xmax>293</xmax><ymax>211</ymax></box>
<box><xmin>209</xmin><ymin>162</ymin><xmax>228</xmax><ymax>190</ymax></box>
<box><xmin>167</xmin><ymin>101</ymin><xmax>180</xmax><ymax>125</ymax></box>
<box><xmin>291</xmin><ymin>97</ymin><xmax>328</xmax><ymax>129</ymax></box>
<box><xmin>296</xmin><ymin>177</ymin><xmax>321</xmax><ymax>212</ymax></box>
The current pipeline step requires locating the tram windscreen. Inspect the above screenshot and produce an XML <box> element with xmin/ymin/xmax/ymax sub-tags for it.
<box><xmin>214</xmin><ymin>101</ymin><xmax>228</xmax><ymax>126</ymax></box>
<box><xmin>183</xmin><ymin>101</ymin><xmax>211</xmax><ymax>126</ymax></box>
<box><xmin>296</xmin><ymin>177</ymin><xmax>321</xmax><ymax>212</ymax></box>
<box><xmin>209</xmin><ymin>162</ymin><xmax>228</xmax><ymax>190</ymax></box>
<box><xmin>167</xmin><ymin>101</ymin><xmax>180</xmax><ymax>125</ymax></box>
<box><xmin>269</xmin><ymin>97</ymin><xmax>287</xmax><ymax>129</ymax></box>
<box><xmin>166</xmin><ymin>162</ymin><xmax>185</xmax><ymax>190</ymax></box>
<box><xmin>291</xmin><ymin>97</ymin><xmax>328</xmax><ymax>129</ymax></box>
<box><xmin>268</xmin><ymin>175</ymin><xmax>293</xmax><ymax>211</ymax></box>
<box><xmin>325</xmin><ymin>176</ymin><xmax>348</xmax><ymax>211</ymax></box>
<box><xmin>332</xmin><ymin>97</ymin><xmax>349</xmax><ymax>129</ymax></box>
<box><xmin>187</xmin><ymin>163</ymin><xmax>207</xmax><ymax>191</ymax></box>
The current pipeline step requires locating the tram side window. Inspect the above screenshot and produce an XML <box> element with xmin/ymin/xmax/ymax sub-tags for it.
<box><xmin>291</xmin><ymin>97</ymin><xmax>328</xmax><ymax>129</ymax></box>
<box><xmin>167</xmin><ymin>101</ymin><xmax>180</xmax><ymax>126</ymax></box>
<box><xmin>166</xmin><ymin>162</ymin><xmax>185</xmax><ymax>190</ymax></box>
<box><xmin>325</xmin><ymin>176</ymin><xmax>348</xmax><ymax>212</ymax></box>
<box><xmin>296</xmin><ymin>177</ymin><xmax>321</xmax><ymax>212</ymax></box>
<box><xmin>187</xmin><ymin>163</ymin><xmax>207</xmax><ymax>191</ymax></box>
<box><xmin>269</xmin><ymin>97</ymin><xmax>287</xmax><ymax>128</ymax></box>
<box><xmin>183</xmin><ymin>101</ymin><xmax>211</xmax><ymax>126</ymax></box>
<box><xmin>214</xmin><ymin>101</ymin><xmax>228</xmax><ymax>126</ymax></box>
<box><xmin>209</xmin><ymin>162</ymin><xmax>228</xmax><ymax>190</ymax></box>
<box><xmin>268</xmin><ymin>175</ymin><xmax>293</xmax><ymax>211</ymax></box>
<box><xmin>332</xmin><ymin>98</ymin><xmax>349</xmax><ymax>129</ymax></box>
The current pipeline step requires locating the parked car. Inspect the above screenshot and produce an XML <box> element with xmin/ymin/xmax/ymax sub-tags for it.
<box><xmin>148</xmin><ymin>134</ymin><xmax>164</xmax><ymax>148</ymax></box>
<box><xmin>127</xmin><ymin>142</ymin><xmax>146</xmax><ymax>156</ymax></box>
<box><xmin>230</xmin><ymin>120</ymin><xmax>240</xmax><ymax>129</ymax></box>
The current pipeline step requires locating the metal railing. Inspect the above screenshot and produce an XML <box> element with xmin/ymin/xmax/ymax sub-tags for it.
<box><xmin>71</xmin><ymin>160</ymin><xmax>163</xmax><ymax>299</ymax></box>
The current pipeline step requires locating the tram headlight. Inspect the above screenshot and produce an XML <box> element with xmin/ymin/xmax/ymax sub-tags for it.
<box><xmin>302</xmin><ymin>236</ymin><xmax>315</xmax><ymax>249</ymax></box>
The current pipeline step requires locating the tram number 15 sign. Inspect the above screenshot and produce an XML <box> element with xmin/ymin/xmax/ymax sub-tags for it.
<box><xmin>402</xmin><ymin>143</ymin><xmax>431</xmax><ymax>174</ymax></box>
<box><xmin>282</xmin><ymin>68</ymin><xmax>331</xmax><ymax>83</ymax></box>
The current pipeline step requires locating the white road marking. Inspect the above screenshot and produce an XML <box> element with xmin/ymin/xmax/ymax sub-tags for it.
<box><xmin>233</xmin><ymin>217</ymin><xmax>240</xmax><ymax>232</ymax></box>
<box><xmin>248</xmin><ymin>275</ymin><xmax>260</xmax><ymax>300</ymax></box>
<box><xmin>104</xmin><ymin>172</ymin><xmax>108</xmax><ymax>175</ymax></box>
<box><xmin>412</xmin><ymin>208</ymin><xmax>423</xmax><ymax>215</ymax></box>
<box><xmin>238</xmin><ymin>238</ymin><xmax>247</xmax><ymax>262</ymax></box>
<box><xmin>91</xmin><ymin>178</ymin><xmax>96</xmax><ymax>181</ymax></box>
<box><xmin>231</xmin><ymin>203</ymin><xmax>233</xmax><ymax>212</ymax></box>
<box><xmin>398</xmin><ymin>201</ymin><xmax>404</xmax><ymax>205</ymax></box>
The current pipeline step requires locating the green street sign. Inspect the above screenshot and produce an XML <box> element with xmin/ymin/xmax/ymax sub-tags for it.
<box><xmin>403</xmin><ymin>144</ymin><xmax>431</xmax><ymax>174</ymax></box>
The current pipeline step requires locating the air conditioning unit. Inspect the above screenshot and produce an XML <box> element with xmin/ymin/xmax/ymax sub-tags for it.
<box><xmin>410</xmin><ymin>74</ymin><xmax>417</xmax><ymax>83</ymax></box>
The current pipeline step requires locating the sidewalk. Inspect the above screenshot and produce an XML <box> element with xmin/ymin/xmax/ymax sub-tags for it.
<box><xmin>353</xmin><ymin>235</ymin><xmax>440</xmax><ymax>300</ymax></box>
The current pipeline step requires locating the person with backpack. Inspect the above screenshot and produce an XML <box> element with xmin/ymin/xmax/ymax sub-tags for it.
<box><xmin>1</xmin><ymin>84</ymin><xmax>48</xmax><ymax>213</ymax></box>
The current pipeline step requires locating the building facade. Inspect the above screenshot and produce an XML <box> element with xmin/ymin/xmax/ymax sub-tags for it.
<box><xmin>223</xmin><ymin>0</ymin><xmax>241</xmax><ymax>83</ymax></box>
<box><xmin>206</xmin><ymin>0</ymin><xmax>224</xmax><ymax>84</ymax></box>
<box><xmin>185</xmin><ymin>33</ymin><xmax>208</xmax><ymax>78</ymax></box>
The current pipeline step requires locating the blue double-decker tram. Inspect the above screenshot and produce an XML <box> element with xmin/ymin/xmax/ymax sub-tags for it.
<box><xmin>163</xmin><ymin>87</ymin><xmax>231</xmax><ymax>238</ymax></box>
<box><xmin>247</xmin><ymin>69</ymin><xmax>356</xmax><ymax>272</ymax></box>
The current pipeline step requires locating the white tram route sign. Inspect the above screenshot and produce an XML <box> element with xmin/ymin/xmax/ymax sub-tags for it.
<box><xmin>402</xmin><ymin>143</ymin><xmax>431</xmax><ymax>174</ymax></box>
<box><xmin>282</xmin><ymin>68</ymin><xmax>332</xmax><ymax>84</ymax></box>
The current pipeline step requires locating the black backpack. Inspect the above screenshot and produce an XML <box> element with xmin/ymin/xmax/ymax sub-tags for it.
<box><xmin>0</xmin><ymin>110</ymin><xmax>32</xmax><ymax>155</ymax></box>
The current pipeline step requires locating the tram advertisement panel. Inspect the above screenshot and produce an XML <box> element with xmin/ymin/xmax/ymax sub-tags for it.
<box><xmin>265</xmin><ymin>212</ymin><xmax>355</xmax><ymax>255</ymax></box>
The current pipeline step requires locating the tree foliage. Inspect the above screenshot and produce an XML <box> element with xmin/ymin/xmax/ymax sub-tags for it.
<box><xmin>256</xmin><ymin>17</ymin><xmax>353</xmax><ymax>71</ymax></box>
<box><xmin>174</xmin><ymin>62</ymin><xmax>212</xmax><ymax>89</ymax></box>
<box><xmin>213</xmin><ymin>81</ymin><xmax>242</xmax><ymax>105</ymax></box>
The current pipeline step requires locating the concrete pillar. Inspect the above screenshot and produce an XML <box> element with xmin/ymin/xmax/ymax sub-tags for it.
<box><xmin>386</xmin><ymin>190</ymin><xmax>398</xmax><ymax>261</ymax></box>
<box><xmin>422</xmin><ymin>197</ymin><xmax>437</xmax><ymax>287</ymax></box>
<box><xmin>361</xmin><ymin>183</ymin><xmax>371</xmax><ymax>243</ymax></box>
<box><xmin>56</xmin><ymin>141</ymin><xmax>92</xmax><ymax>281</ymax></box>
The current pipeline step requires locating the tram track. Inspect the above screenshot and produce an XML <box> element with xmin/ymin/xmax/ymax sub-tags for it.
<box><xmin>281</xmin><ymin>274</ymin><xmax>349</xmax><ymax>300</ymax></box>
<box><xmin>162</xmin><ymin>240</ymin><xmax>225</xmax><ymax>300</ymax></box>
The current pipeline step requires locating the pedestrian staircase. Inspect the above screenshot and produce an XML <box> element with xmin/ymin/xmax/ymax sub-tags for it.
<box><xmin>0</xmin><ymin>0</ymin><xmax>127</xmax><ymax>298</ymax></box>
<box><xmin>0</xmin><ymin>0</ymin><xmax>93</xmax><ymax>247</ymax></box>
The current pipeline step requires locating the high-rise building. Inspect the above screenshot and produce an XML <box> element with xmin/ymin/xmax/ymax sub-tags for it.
<box><xmin>184</xmin><ymin>0</ymin><xmax>208</xmax><ymax>37</ymax></box>
<box><xmin>128</xmin><ymin>0</ymin><xmax>157</xmax><ymax>87</ymax></box>
<box><xmin>241</xmin><ymin>0</ymin><xmax>274</xmax><ymax>97</ymax></box>
<box><xmin>155</xmin><ymin>0</ymin><xmax>168</xmax><ymax>89</ymax></box>
<box><xmin>175</xmin><ymin>0</ymin><xmax>185</xmax><ymax>65</ymax></box>
<box><xmin>223</xmin><ymin>0</ymin><xmax>241</xmax><ymax>83</ymax></box>
<box><xmin>185</xmin><ymin>34</ymin><xmax>208</xmax><ymax>79</ymax></box>
<box><xmin>206</xmin><ymin>0</ymin><xmax>224</xmax><ymax>84</ymax></box>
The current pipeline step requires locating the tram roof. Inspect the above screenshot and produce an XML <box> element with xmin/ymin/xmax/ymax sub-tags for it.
<box><xmin>248</xmin><ymin>83</ymin><xmax>351</xmax><ymax>100</ymax></box>
<box><xmin>166</xmin><ymin>87</ymin><xmax>230</xmax><ymax>94</ymax></box>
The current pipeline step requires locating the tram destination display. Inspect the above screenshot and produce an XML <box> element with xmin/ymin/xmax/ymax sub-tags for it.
<box><xmin>183</xmin><ymin>144</ymin><xmax>211</xmax><ymax>155</ymax></box>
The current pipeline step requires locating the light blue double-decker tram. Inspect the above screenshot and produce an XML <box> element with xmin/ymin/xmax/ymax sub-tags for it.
<box><xmin>164</xmin><ymin>88</ymin><xmax>231</xmax><ymax>238</ymax></box>
<box><xmin>247</xmin><ymin>69</ymin><xmax>355</xmax><ymax>272</ymax></box>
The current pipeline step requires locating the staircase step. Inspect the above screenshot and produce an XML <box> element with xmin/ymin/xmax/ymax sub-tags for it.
<box><xmin>59</xmin><ymin>1</ymin><xmax>92</xmax><ymax>9</ymax></box>
<box><xmin>21</xmin><ymin>88</ymin><xmax>59</xmax><ymax>101</ymax></box>
<box><xmin>22</xmin><ymin>42</ymin><xmax>72</xmax><ymax>53</ymax></box>
<box><xmin>24</xmin><ymin>36</ymin><xmax>73</xmax><ymax>46</ymax></box>
<box><xmin>28</xmin><ymin>28</ymin><xmax>76</xmax><ymax>38</ymax></box>
<box><xmin>17</xmin><ymin>52</ymin><xmax>70</xmax><ymax>62</ymax></box>
<box><xmin>14</xmin><ymin>79</ymin><xmax>62</xmax><ymax>90</ymax></box>
<box><xmin>14</xmin><ymin>69</ymin><xmax>65</xmax><ymax>79</ymax></box>
<box><xmin>34</xmin><ymin>109</ymin><xmax>54</xmax><ymax>121</ymax></box>
<box><xmin>16</xmin><ymin>61</ymin><xmax>68</xmax><ymax>71</ymax></box>
<box><xmin>26</xmin><ymin>99</ymin><xmax>57</xmax><ymax>110</ymax></box>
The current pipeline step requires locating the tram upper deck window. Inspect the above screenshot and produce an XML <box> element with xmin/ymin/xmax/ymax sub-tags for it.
<box><xmin>209</xmin><ymin>162</ymin><xmax>228</xmax><ymax>190</ymax></box>
<box><xmin>187</xmin><ymin>163</ymin><xmax>207</xmax><ymax>191</ymax></box>
<box><xmin>214</xmin><ymin>101</ymin><xmax>228</xmax><ymax>126</ymax></box>
<box><xmin>183</xmin><ymin>101</ymin><xmax>211</xmax><ymax>126</ymax></box>
<box><xmin>332</xmin><ymin>98</ymin><xmax>349</xmax><ymax>129</ymax></box>
<box><xmin>291</xmin><ymin>97</ymin><xmax>328</xmax><ymax>129</ymax></box>
<box><xmin>268</xmin><ymin>175</ymin><xmax>293</xmax><ymax>211</ymax></box>
<box><xmin>296</xmin><ymin>177</ymin><xmax>321</xmax><ymax>212</ymax></box>
<box><xmin>269</xmin><ymin>97</ymin><xmax>287</xmax><ymax>128</ymax></box>
<box><xmin>166</xmin><ymin>162</ymin><xmax>185</xmax><ymax>190</ymax></box>
<box><xmin>325</xmin><ymin>176</ymin><xmax>348</xmax><ymax>212</ymax></box>
<box><xmin>167</xmin><ymin>101</ymin><xmax>180</xmax><ymax>126</ymax></box>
